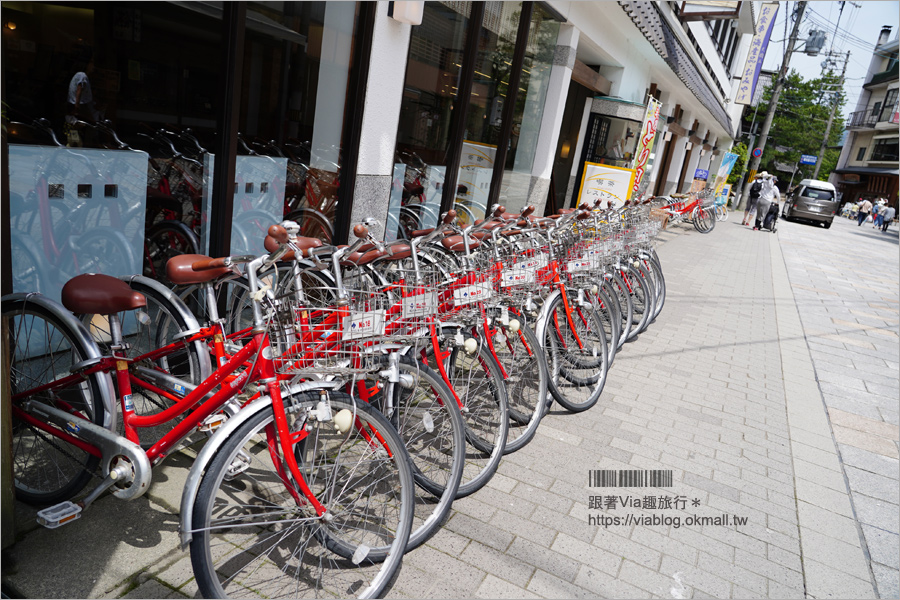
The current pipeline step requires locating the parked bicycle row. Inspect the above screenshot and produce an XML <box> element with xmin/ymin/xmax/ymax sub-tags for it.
<box><xmin>5</xmin><ymin>195</ymin><xmax>678</xmax><ymax>598</ymax></box>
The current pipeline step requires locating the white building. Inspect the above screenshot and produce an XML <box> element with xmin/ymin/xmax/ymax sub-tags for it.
<box><xmin>831</xmin><ymin>25</ymin><xmax>899</xmax><ymax>208</ymax></box>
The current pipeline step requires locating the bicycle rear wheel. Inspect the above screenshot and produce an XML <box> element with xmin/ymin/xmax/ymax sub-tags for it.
<box><xmin>189</xmin><ymin>391</ymin><xmax>414</xmax><ymax>600</ymax></box>
<box><xmin>624</xmin><ymin>264</ymin><xmax>655</xmax><ymax>337</ymax></box>
<box><xmin>4</xmin><ymin>295</ymin><xmax>112</xmax><ymax>505</ymax></box>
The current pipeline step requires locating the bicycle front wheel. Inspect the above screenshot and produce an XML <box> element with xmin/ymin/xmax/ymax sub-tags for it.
<box><xmin>540</xmin><ymin>292</ymin><xmax>609</xmax><ymax>413</ymax></box>
<box><xmin>189</xmin><ymin>391</ymin><xmax>414</xmax><ymax>600</ymax></box>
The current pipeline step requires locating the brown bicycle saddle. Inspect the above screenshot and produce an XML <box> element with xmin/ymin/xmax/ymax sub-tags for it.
<box><xmin>62</xmin><ymin>273</ymin><xmax>146</xmax><ymax>315</ymax></box>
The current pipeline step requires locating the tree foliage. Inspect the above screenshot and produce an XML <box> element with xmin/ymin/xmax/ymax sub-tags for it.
<box><xmin>727</xmin><ymin>142</ymin><xmax>748</xmax><ymax>185</ymax></box>
<box><xmin>753</xmin><ymin>69</ymin><xmax>846</xmax><ymax>182</ymax></box>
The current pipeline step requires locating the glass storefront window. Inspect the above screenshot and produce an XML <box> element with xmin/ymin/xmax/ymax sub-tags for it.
<box><xmin>584</xmin><ymin>114</ymin><xmax>642</xmax><ymax>169</ymax></box>
<box><xmin>386</xmin><ymin>1</ymin><xmax>472</xmax><ymax>240</ymax></box>
<box><xmin>230</xmin><ymin>2</ymin><xmax>360</xmax><ymax>253</ymax></box>
<box><xmin>498</xmin><ymin>6</ymin><xmax>560</xmax><ymax>213</ymax></box>
<box><xmin>3</xmin><ymin>1</ymin><xmax>360</xmax><ymax>300</ymax></box>
<box><xmin>456</xmin><ymin>1</ymin><xmax>523</xmax><ymax>222</ymax></box>
<box><xmin>2</xmin><ymin>2</ymin><xmax>223</xmax><ymax>298</ymax></box>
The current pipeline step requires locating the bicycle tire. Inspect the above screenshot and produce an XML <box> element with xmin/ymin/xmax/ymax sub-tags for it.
<box><xmin>189</xmin><ymin>391</ymin><xmax>414</xmax><ymax>600</ymax></box>
<box><xmin>4</xmin><ymin>295</ymin><xmax>112</xmax><ymax>505</ymax></box>
<box><xmin>607</xmin><ymin>270</ymin><xmax>634</xmax><ymax>350</ymax></box>
<box><xmin>592</xmin><ymin>284</ymin><xmax>619</xmax><ymax>370</ymax></box>
<box><xmin>373</xmin><ymin>355</ymin><xmax>465</xmax><ymax>551</ymax></box>
<box><xmin>539</xmin><ymin>292</ymin><xmax>609</xmax><ymax>413</ymax></box>
<box><xmin>483</xmin><ymin>310</ymin><xmax>549</xmax><ymax>454</ymax></box>
<box><xmin>624</xmin><ymin>264</ymin><xmax>655</xmax><ymax>337</ymax></box>
<box><xmin>424</xmin><ymin>329</ymin><xmax>508</xmax><ymax>498</ymax></box>
<box><xmin>692</xmin><ymin>206</ymin><xmax>715</xmax><ymax>233</ymax></box>
<box><xmin>644</xmin><ymin>258</ymin><xmax>666</xmax><ymax>322</ymax></box>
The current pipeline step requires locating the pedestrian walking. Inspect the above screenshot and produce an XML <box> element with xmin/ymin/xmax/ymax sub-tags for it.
<box><xmin>873</xmin><ymin>200</ymin><xmax>886</xmax><ymax>229</ymax></box>
<box><xmin>857</xmin><ymin>198</ymin><xmax>873</xmax><ymax>226</ymax></box>
<box><xmin>754</xmin><ymin>174</ymin><xmax>780</xmax><ymax>231</ymax></box>
<box><xmin>881</xmin><ymin>205</ymin><xmax>896</xmax><ymax>233</ymax></box>
<box><xmin>742</xmin><ymin>173</ymin><xmax>765</xmax><ymax>226</ymax></box>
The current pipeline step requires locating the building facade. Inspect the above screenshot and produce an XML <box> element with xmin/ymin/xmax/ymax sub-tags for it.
<box><xmin>832</xmin><ymin>25</ymin><xmax>899</xmax><ymax>208</ymax></box>
<box><xmin>1</xmin><ymin>1</ymin><xmax>756</xmax><ymax>300</ymax></box>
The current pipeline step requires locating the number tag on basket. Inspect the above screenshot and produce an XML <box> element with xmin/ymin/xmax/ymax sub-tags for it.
<box><xmin>500</xmin><ymin>264</ymin><xmax>535</xmax><ymax>287</ymax></box>
<box><xmin>402</xmin><ymin>291</ymin><xmax>438</xmax><ymax>318</ymax></box>
<box><xmin>566</xmin><ymin>257</ymin><xmax>597</xmax><ymax>273</ymax></box>
<box><xmin>518</xmin><ymin>255</ymin><xmax>547</xmax><ymax>270</ymax></box>
<box><xmin>343</xmin><ymin>310</ymin><xmax>386</xmax><ymax>339</ymax></box>
<box><xmin>453</xmin><ymin>283</ymin><xmax>492</xmax><ymax>306</ymax></box>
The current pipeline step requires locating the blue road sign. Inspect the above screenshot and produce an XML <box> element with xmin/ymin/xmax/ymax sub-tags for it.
<box><xmin>800</xmin><ymin>154</ymin><xmax>818</xmax><ymax>165</ymax></box>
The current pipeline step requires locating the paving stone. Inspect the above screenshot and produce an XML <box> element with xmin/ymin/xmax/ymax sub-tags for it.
<box><xmin>525</xmin><ymin>569</ymin><xmax>596</xmax><ymax>599</ymax></box>
<box><xmin>844</xmin><ymin>465</ymin><xmax>900</xmax><ymax>504</ymax></box>
<box><xmin>852</xmin><ymin>493</ymin><xmax>900</xmax><ymax>534</ymax></box>
<box><xmin>474</xmin><ymin>574</ymin><xmax>540</xmax><ymax>599</ymax></box>
<box><xmin>799</xmin><ymin>527</ymin><xmax>871</xmax><ymax>581</ymax></box>
<box><xmin>872</xmin><ymin>562</ymin><xmax>900</xmax><ymax>600</ymax></box>
<box><xmin>574</xmin><ymin>565</ymin><xmax>653</xmax><ymax>599</ymax></box>
<box><xmin>860</xmin><ymin>523</ymin><xmax>900</xmax><ymax>568</ymax></box>
<box><xmin>838</xmin><ymin>444</ymin><xmax>900</xmax><ymax>480</ymax></box>
<box><xmin>459</xmin><ymin>540</ymin><xmax>535</xmax><ymax>585</ymax></box>
<box><xmin>803</xmin><ymin>559</ymin><xmax>877</xmax><ymax>599</ymax></box>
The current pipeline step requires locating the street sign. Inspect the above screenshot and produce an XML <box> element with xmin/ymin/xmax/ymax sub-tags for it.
<box><xmin>694</xmin><ymin>169</ymin><xmax>710</xmax><ymax>180</ymax></box>
<box><xmin>800</xmin><ymin>154</ymin><xmax>818</xmax><ymax>165</ymax></box>
<box><xmin>752</xmin><ymin>147</ymin><xmax>763</xmax><ymax>158</ymax></box>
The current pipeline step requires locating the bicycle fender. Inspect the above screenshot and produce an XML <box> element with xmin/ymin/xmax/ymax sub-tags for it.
<box><xmin>533</xmin><ymin>288</ymin><xmax>562</xmax><ymax>349</ymax></box>
<box><xmin>119</xmin><ymin>274</ymin><xmax>212</xmax><ymax>380</ymax></box>
<box><xmin>2</xmin><ymin>292</ymin><xmax>118</xmax><ymax>432</ymax></box>
<box><xmin>178</xmin><ymin>380</ymin><xmax>343</xmax><ymax>549</ymax></box>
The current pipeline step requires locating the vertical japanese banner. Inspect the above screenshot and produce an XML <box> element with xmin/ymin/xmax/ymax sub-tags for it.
<box><xmin>713</xmin><ymin>152</ymin><xmax>739</xmax><ymax>197</ymax></box>
<box><xmin>734</xmin><ymin>3</ymin><xmax>779</xmax><ymax>105</ymax></box>
<box><xmin>631</xmin><ymin>97</ymin><xmax>661</xmax><ymax>197</ymax></box>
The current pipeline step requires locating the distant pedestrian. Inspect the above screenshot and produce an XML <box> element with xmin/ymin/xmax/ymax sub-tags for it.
<box><xmin>873</xmin><ymin>200</ymin><xmax>886</xmax><ymax>228</ymax></box>
<box><xmin>742</xmin><ymin>173</ymin><xmax>765</xmax><ymax>226</ymax></box>
<box><xmin>857</xmin><ymin>198</ymin><xmax>873</xmax><ymax>226</ymax></box>
<box><xmin>754</xmin><ymin>175</ymin><xmax>780</xmax><ymax>230</ymax></box>
<box><xmin>882</xmin><ymin>206</ymin><xmax>896</xmax><ymax>233</ymax></box>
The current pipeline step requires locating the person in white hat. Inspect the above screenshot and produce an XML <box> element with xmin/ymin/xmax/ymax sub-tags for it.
<box><xmin>754</xmin><ymin>174</ymin><xmax>780</xmax><ymax>230</ymax></box>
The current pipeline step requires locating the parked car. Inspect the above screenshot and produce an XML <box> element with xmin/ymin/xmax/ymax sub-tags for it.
<box><xmin>781</xmin><ymin>179</ymin><xmax>839</xmax><ymax>228</ymax></box>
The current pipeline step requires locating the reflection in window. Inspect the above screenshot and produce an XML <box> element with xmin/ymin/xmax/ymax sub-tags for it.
<box><xmin>387</xmin><ymin>2</ymin><xmax>472</xmax><ymax>239</ymax></box>
<box><xmin>232</xmin><ymin>2</ymin><xmax>359</xmax><ymax>252</ymax></box>
<box><xmin>455</xmin><ymin>2</ymin><xmax>523</xmax><ymax>222</ymax></box>
<box><xmin>498</xmin><ymin>6</ymin><xmax>560</xmax><ymax>213</ymax></box>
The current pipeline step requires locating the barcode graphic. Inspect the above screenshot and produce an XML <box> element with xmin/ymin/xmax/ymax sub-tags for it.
<box><xmin>589</xmin><ymin>469</ymin><xmax>673</xmax><ymax>487</ymax></box>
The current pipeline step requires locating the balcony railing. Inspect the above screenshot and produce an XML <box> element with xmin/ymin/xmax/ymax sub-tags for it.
<box><xmin>846</xmin><ymin>108</ymin><xmax>896</xmax><ymax>128</ymax></box>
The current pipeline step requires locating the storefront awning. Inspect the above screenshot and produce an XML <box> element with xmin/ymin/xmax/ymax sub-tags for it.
<box><xmin>618</xmin><ymin>0</ymin><xmax>733</xmax><ymax>134</ymax></box>
<box><xmin>833</xmin><ymin>167</ymin><xmax>899</xmax><ymax>176</ymax></box>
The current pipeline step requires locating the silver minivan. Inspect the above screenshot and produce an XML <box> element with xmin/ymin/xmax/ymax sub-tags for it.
<box><xmin>782</xmin><ymin>179</ymin><xmax>839</xmax><ymax>228</ymax></box>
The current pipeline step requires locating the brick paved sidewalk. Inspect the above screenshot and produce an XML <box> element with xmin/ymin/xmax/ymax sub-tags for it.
<box><xmin>3</xmin><ymin>214</ymin><xmax>892</xmax><ymax>599</ymax></box>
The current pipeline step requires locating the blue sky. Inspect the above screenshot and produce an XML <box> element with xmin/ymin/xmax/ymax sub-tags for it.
<box><xmin>759</xmin><ymin>0</ymin><xmax>899</xmax><ymax>119</ymax></box>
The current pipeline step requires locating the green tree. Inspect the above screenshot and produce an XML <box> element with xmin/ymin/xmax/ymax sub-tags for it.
<box><xmin>727</xmin><ymin>142</ymin><xmax>748</xmax><ymax>185</ymax></box>
<box><xmin>753</xmin><ymin>69</ymin><xmax>846</xmax><ymax>182</ymax></box>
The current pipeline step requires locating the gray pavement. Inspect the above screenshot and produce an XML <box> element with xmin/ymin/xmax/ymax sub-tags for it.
<box><xmin>3</xmin><ymin>210</ymin><xmax>898</xmax><ymax>599</ymax></box>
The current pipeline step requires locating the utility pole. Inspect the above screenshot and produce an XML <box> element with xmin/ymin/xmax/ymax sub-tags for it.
<box><xmin>739</xmin><ymin>1</ymin><xmax>807</xmax><ymax>206</ymax></box>
<box><xmin>812</xmin><ymin>50</ymin><xmax>850</xmax><ymax>180</ymax></box>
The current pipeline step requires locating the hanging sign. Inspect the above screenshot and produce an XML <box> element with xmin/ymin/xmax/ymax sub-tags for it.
<box><xmin>735</xmin><ymin>3</ymin><xmax>779</xmax><ymax>106</ymax></box>
<box><xmin>631</xmin><ymin>97</ymin><xmax>661</xmax><ymax>196</ymax></box>
<box><xmin>577</xmin><ymin>162</ymin><xmax>637</xmax><ymax>209</ymax></box>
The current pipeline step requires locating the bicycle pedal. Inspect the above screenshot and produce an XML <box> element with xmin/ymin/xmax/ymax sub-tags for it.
<box><xmin>37</xmin><ymin>501</ymin><xmax>82</xmax><ymax>529</ymax></box>
<box><xmin>223</xmin><ymin>452</ymin><xmax>252</xmax><ymax>481</ymax></box>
